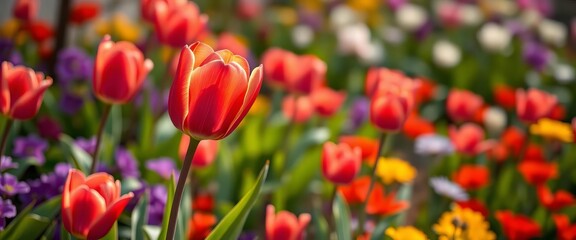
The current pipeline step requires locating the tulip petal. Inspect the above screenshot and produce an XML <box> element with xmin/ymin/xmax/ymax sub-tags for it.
<box><xmin>168</xmin><ymin>46</ymin><xmax>196</xmax><ymax>130</ymax></box>
<box><xmin>224</xmin><ymin>65</ymin><xmax>263</xmax><ymax>137</ymax></box>
<box><xmin>85</xmin><ymin>173</ymin><xmax>117</xmax><ymax>205</ymax></box>
<box><xmin>9</xmin><ymin>78</ymin><xmax>51</xmax><ymax>120</ymax></box>
<box><xmin>188</xmin><ymin>42</ymin><xmax>214</xmax><ymax>69</ymax></box>
<box><xmin>0</xmin><ymin>62</ymin><xmax>11</xmax><ymax>114</ymax></box>
<box><xmin>62</xmin><ymin>169</ymin><xmax>86</xmax><ymax>233</ymax></box>
<box><xmin>70</xmin><ymin>186</ymin><xmax>107</xmax><ymax>237</ymax></box>
<box><xmin>94</xmin><ymin>35</ymin><xmax>113</xmax><ymax>90</ymax></box>
<box><xmin>87</xmin><ymin>193</ymin><xmax>134</xmax><ymax>240</ymax></box>
<box><xmin>97</xmin><ymin>50</ymin><xmax>136</xmax><ymax>103</ymax></box>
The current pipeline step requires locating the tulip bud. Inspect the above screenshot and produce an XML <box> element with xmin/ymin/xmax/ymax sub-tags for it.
<box><xmin>168</xmin><ymin>42</ymin><xmax>263</xmax><ymax>140</ymax></box>
<box><xmin>449</xmin><ymin>123</ymin><xmax>494</xmax><ymax>156</ymax></box>
<box><xmin>140</xmin><ymin>0</ymin><xmax>187</xmax><ymax>23</ymax></box>
<box><xmin>321</xmin><ymin>142</ymin><xmax>361</xmax><ymax>184</ymax></box>
<box><xmin>261</xmin><ymin>48</ymin><xmax>326</xmax><ymax>94</ymax></box>
<box><xmin>13</xmin><ymin>0</ymin><xmax>37</xmax><ymax>22</ymax></box>
<box><xmin>516</xmin><ymin>88</ymin><xmax>557</xmax><ymax>124</ymax></box>
<box><xmin>152</xmin><ymin>1</ymin><xmax>208</xmax><ymax>48</ymax></box>
<box><xmin>446</xmin><ymin>90</ymin><xmax>484</xmax><ymax>122</ymax></box>
<box><xmin>93</xmin><ymin>35</ymin><xmax>153</xmax><ymax>104</ymax></box>
<box><xmin>0</xmin><ymin>62</ymin><xmax>52</xmax><ymax>120</ymax></box>
<box><xmin>62</xmin><ymin>169</ymin><xmax>134</xmax><ymax>240</ymax></box>
<box><xmin>179</xmin><ymin>135</ymin><xmax>218</xmax><ymax>168</ymax></box>
<box><xmin>266</xmin><ymin>205</ymin><xmax>311</xmax><ymax>240</ymax></box>
<box><xmin>370</xmin><ymin>92</ymin><xmax>410</xmax><ymax>132</ymax></box>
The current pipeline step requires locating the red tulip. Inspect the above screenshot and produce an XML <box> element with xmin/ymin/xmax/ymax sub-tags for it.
<box><xmin>282</xmin><ymin>95</ymin><xmax>314</xmax><ymax>123</ymax></box>
<box><xmin>62</xmin><ymin>169</ymin><xmax>134</xmax><ymax>240</ymax></box>
<box><xmin>448</xmin><ymin>123</ymin><xmax>494</xmax><ymax>156</ymax></box>
<box><xmin>93</xmin><ymin>35</ymin><xmax>153</xmax><ymax>104</ymax></box>
<box><xmin>13</xmin><ymin>0</ymin><xmax>37</xmax><ymax>22</ymax></box>
<box><xmin>310</xmin><ymin>87</ymin><xmax>346</xmax><ymax>117</ymax></box>
<box><xmin>140</xmin><ymin>0</ymin><xmax>187</xmax><ymax>23</ymax></box>
<box><xmin>365</xmin><ymin>68</ymin><xmax>414</xmax><ymax>100</ymax></box>
<box><xmin>216</xmin><ymin>32</ymin><xmax>250</xmax><ymax>59</ymax></box>
<box><xmin>338</xmin><ymin>176</ymin><xmax>371</xmax><ymax>205</ymax></box>
<box><xmin>548</xmin><ymin>104</ymin><xmax>566</xmax><ymax>120</ymax></box>
<box><xmin>402</xmin><ymin>113</ymin><xmax>435</xmax><ymax>139</ymax></box>
<box><xmin>266</xmin><ymin>205</ymin><xmax>311</xmax><ymax>240</ymax></box>
<box><xmin>493</xmin><ymin>84</ymin><xmax>517</xmax><ymax>110</ymax></box>
<box><xmin>370</xmin><ymin>91</ymin><xmax>410</xmax><ymax>132</ymax></box>
<box><xmin>321</xmin><ymin>142</ymin><xmax>361</xmax><ymax>184</ymax></box>
<box><xmin>70</xmin><ymin>2</ymin><xmax>100</xmax><ymax>25</ymax></box>
<box><xmin>237</xmin><ymin>0</ymin><xmax>263</xmax><ymax>20</ymax></box>
<box><xmin>261</xmin><ymin>48</ymin><xmax>326</xmax><ymax>94</ymax></box>
<box><xmin>537</xmin><ymin>185</ymin><xmax>575</xmax><ymax>212</ymax></box>
<box><xmin>338</xmin><ymin>136</ymin><xmax>378</xmax><ymax>163</ymax></box>
<box><xmin>446</xmin><ymin>89</ymin><xmax>483</xmax><ymax>122</ymax></box>
<box><xmin>152</xmin><ymin>1</ymin><xmax>208</xmax><ymax>48</ymax></box>
<box><xmin>452</xmin><ymin>165</ymin><xmax>490</xmax><ymax>190</ymax></box>
<box><xmin>456</xmin><ymin>199</ymin><xmax>489</xmax><ymax>217</ymax></box>
<box><xmin>516</xmin><ymin>88</ymin><xmax>557</xmax><ymax>123</ymax></box>
<box><xmin>179</xmin><ymin>135</ymin><xmax>218</xmax><ymax>168</ymax></box>
<box><xmin>501</xmin><ymin>127</ymin><xmax>526</xmax><ymax>155</ymax></box>
<box><xmin>192</xmin><ymin>193</ymin><xmax>214</xmax><ymax>212</ymax></box>
<box><xmin>168</xmin><ymin>42</ymin><xmax>262</xmax><ymax>140</ymax></box>
<box><xmin>0</xmin><ymin>62</ymin><xmax>52</xmax><ymax>120</ymax></box>
<box><xmin>518</xmin><ymin>161</ymin><xmax>557</xmax><ymax>185</ymax></box>
<box><xmin>26</xmin><ymin>20</ymin><xmax>53</xmax><ymax>43</ymax></box>
<box><xmin>188</xmin><ymin>212</ymin><xmax>217</xmax><ymax>240</ymax></box>
<box><xmin>553</xmin><ymin>214</ymin><xmax>576</xmax><ymax>240</ymax></box>
<box><xmin>496</xmin><ymin>211</ymin><xmax>541</xmax><ymax>240</ymax></box>
<box><xmin>414</xmin><ymin>77</ymin><xmax>437</xmax><ymax>105</ymax></box>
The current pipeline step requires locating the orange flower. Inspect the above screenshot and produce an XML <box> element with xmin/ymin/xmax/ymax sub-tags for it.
<box><xmin>402</xmin><ymin>113</ymin><xmax>435</xmax><ymax>139</ymax></box>
<box><xmin>413</xmin><ymin>77</ymin><xmax>436</xmax><ymax>105</ymax></box>
<box><xmin>321</xmin><ymin>141</ymin><xmax>361</xmax><ymax>184</ymax></box>
<box><xmin>452</xmin><ymin>165</ymin><xmax>490</xmax><ymax>190</ymax></box>
<box><xmin>366</xmin><ymin>184</ymin><xmax>409</xmax><ymax>217</ymax></box>
<box><xmin>168</xmin><ymin>42</ymin><xmax>262</xmax><ymax>140</ymax></box>
<box><xmin>70</xmin><ymin>2</ymin><xmax>100</xmax><ymax>25</ymax></box>
<box><xmin>62</xmin><ymin>169</ymin><xmax>134</xmax><ymax>240</ymax></box>
<box><xmin>152</xmin><ymin>1</ymin><xmax>208</xmax><ymax>48</ymax></box>
<box><xmin>93</xmin><ymin>35</ymin><xmax>153</xmax><ymax>104</ymax></box>
<box><xmin>446</xmin><ymin>89</ymin><xmax>484</xmax><ymax>122</ymax></box>
<box><xmin>496</xmin><ymin>211</ymin><xmax>541</xmax><ymax>240</ymax></box>
<box><xmin>338</xmin><ymin>176</ymin><xmax>371</xmax><ymax>205</ymax></box>
<box><xmin>188</xmin><ymin>212</ymin><xmax>217</xmax><ymax>240</ymax></box>
<box><xmin>311</xmin><ymin>87</ymin><xmax>346</xmax><ymax>117</ymax></box>
<box><xmin>262</xmin><ymin>48</ymin><xmax>326</xmax><ymax>94</ymax></box>
<box><xmin>179</xmin><ymin>135</ymin><xmax>219</xmax><ymax>168</ymax></box>
<box><xmin>0</xmin><ymin>62</ymin><xmax>53</xmax><ymax>120</ymax></box>
<box><xmin>516</xmin><ymin>88</ymin><xmax>557</xmax><ymax>124</ymax></box>
<box><xmin>518</xmin><ymin>161</ymin><xmax>557</xmax><ymax>185</ymax></box>
<box><xmin>487</xmin><ymin>142</ymin><xmax>509</xmax><ymax>163</ymax></box>
<box><xmin>282</xmin><ymin>95</ymin><xmax>314</xmax><ymax>123</ymax></box>
<box><xmin>553</xmin><ymin>214</ymin><xmax>576</xmax><ymax>240</ymax></box>
<box><xmin>456</xmin><ymin>198</ymin><xmax>489</xmax><ymax>217</ymax></box>
<box><xmin>537</xmin><ymin>185</ymin><xmax>575</xmax><ymax>212</ymax></box>
<box><xmin>493</xmin><ymin>84</ymin><xmax>516</xmax><ymax>110</ymax></box>
<box><xmin>266</xmin><ymin>205</ymin><xmax>311</xmax><ymax>240</ymax></box>
<box><xmin>338</xmin><ymin>136</ymin><xmax>378</xmax><ymax>163</ymax></box>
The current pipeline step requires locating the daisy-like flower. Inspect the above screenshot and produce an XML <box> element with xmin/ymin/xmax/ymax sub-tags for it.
<box><xmin>434</xmin><ymin>205</ymin><xmax>495</xmax><ymax>240</ymax></box>
<box><xmin>0</xmin><ymin>198</ymin><xmax>16</xmax><ymax>230</ymax></box>
<box><xmin>0</xmin><ymin>156</ymin><xmax>17</xmax><ymax>172</ymax></box>
<box><xmin>430</xmin><ymin>177</ymin><xmax>469</xmax><ymax>201</ymax></box>
<box><xmin>0</xmin><ymin>173</ymin><xmax>30</xmax><ymax>196</ymax></box>
<box><xmin>415</xmin><ymin>134</ymin><xmax>454</xmax><ymax>156</ymax></box>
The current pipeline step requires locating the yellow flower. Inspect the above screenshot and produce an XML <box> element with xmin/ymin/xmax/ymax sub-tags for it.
<box><xmin>386</xmin><ymin>226</ymin><xmax>427</xmax><ymax>240</ymax></box>
<box><xmin>95</xmin><ymin>13</ymin><xmax>141</xmax><ymax>42</ymax></box>
<box><xmin>347</xmin><ymin>0</ymin><xmax>381</xmax><ymax>13</ymax></box>
<box><xmin>0</xmin><ymin>19</ymin><xmax>26</xmax><ymax>44</ymax></box>
<box><xmin>273</xmin><ymin>7</ymin><xmax>298</xmax><ymax>26</ymax></box>
<box><xmin>433</xmin><ymin>205</ymin><xmax>495</xmax><ymax>240</ymax></box>
<box><xmin>248</xmin><ymin>96</ymin><xmax>270</xmax><ymax>116</ymax></box>
<box><xmin>530</xmin><ymin>118</ymin><xmax>573</xmax><ymax>143</ymax></box>
<box><xmin>376</xmin><ymin>157</ymin><xmax>416</xmax><ymax>184</ymax></box>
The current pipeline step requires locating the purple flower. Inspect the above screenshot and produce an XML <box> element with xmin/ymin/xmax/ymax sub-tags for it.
<box><xmin>74</xmin><ymin>137</ymin><xmax>96</xmax><ymax>155</ymax></box>
<box><xmin>0</xmin><ymin>173</ymin><xmax>30</xmax><ymax>196</ymax></box>
<box><xmin>13</xmin><ymin>135</ymin><xmax>48</xmax><ymax>165</ymax></box>
<box><xmin>0</xmin><ymin>156</ymin><xmax>17</xmax><ymax>171</ymax></box>
<box><xmin>135</xmin><ymin>85</ymin><xmax>168</xmax><ymax>116</ymax></box>
<box><xmin>148</xmin><ymin>184</ymin><xmax>167</xmax><ymax>225</ymax></box>
<box><xmin>0</xmin><ymin>199</ymin><xmax>16</xmax><ymax>230</ymax></box>
<box><xmin>415</xmin><ymin>134</ymin><xmax>454</xmax><ymax>156</ymax></box>
<box><xmin>414</xmin><ymin>20</ymin><xmax>433</xmax><ymax>41</ymax></box>
<box><xmin>0</xmin><ymin>38</ymin><xmax>23</xmax><ymax>66</ymax></box>
<box><xmin>523</xmin><ymin>41</ymin><xmax>550</xmax><ymax>72</ymax></box>
<box><xmin>59</xmin><ymin>92</ymin><xmax>85</xmax><ymax>115</ymax></box>
<box><xmin>20</xmin><ymin>163</ymin><xmax>70</xmax><ymax>205</ymax></box>
<box><xmin>238</xmin><ymin>232</ymin><xmax>258</xmax><ymax>240</ymax></box>
<box><xmin>387</xmin><ymin>0</ymin><xmax>406</xmax><ymax>11</ymax></box>
<box><xmin>146</xmin><ymin>158</ymin><xmax>176</xmax><ymax>180</ymax></box>
<box><xmin>116</xmin><ymin>148</ymin><xmax>140</xmax><ymax>178</ymax></box>
<box><xmin>347</xmin><ymin>97</ymin><xmax>369</xmax><ymax>131</ymax></box>
<box><xmin>56</xmin><ymin>47</ymin><xmax>92</xmax><ymax>86</ymax></box>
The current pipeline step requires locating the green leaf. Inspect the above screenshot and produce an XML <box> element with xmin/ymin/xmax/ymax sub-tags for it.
<box><xmin>206</xmin><ymin>162</ymin><xmax>270</xmax><ymax>240</ymax></box>
<box><xmin>59</xmin><ymin>134</ymin><xmax>91</xmax><ymax>173</ymax></box>
<box><xmin>0</xmin><ymin>201</ymin><xmax>36</xmax><ymax>239</ymax></box>
<box><xmin>1</xmin><ymin>196</ymin><xmax>61</xmax><ymax>239</ymax></box>
<box><xmin>159</xmin><ymin>174</ymin><xmax>176</xmax><ymax>240</ymax></box>
<box><xmin>103</xmin><ymin>105</ymin><xmax>122</xmax><ymax>164</ymax></box>
<box><xmin>132</xmin><ymin>190</ymin><xmax>150</xmax><ymax>240</ymax></box>
<box><xmin>143</xmin><ymin>225</ymin><xmax>161</xmax><ymax>240</ymax></box>
<box><xmin>333</xmin><ymin>193</ymin><xmax>352</xmax><ymax>240</ymax></box>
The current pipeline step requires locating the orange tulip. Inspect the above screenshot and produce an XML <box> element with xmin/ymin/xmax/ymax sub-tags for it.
<box><xmin>168</xmin><ymin>42</ymin><xmax>262</xmax><ymax>140</ymax></box>
<box><xmin>518</xmin><ymin>161</ymin><xmax>557</xmax><ymax>185</ymax></box>
<box><xmin>261</xmin><ymin>48</ymin><xmax>326</xmax><ymax>94</ymax></box>
<box><xmin>266</xmin><ymin>205</ymin><xmax>311</xmax><ymax>240</ymax></box>
<box><xmin>179</xmin><ymin>135</ymin><xmax>219</xmax><ymax>168</ymax></box>
<box><xmin>446</xmin><ymin>89</ymin><xmax>483</xmax><ymax>122</ymax></box>
<box><xmin>338</xmin><ymin>176</ymin><xmax>371</xmax><ymax>205</ymax></box>
<box><xmin>452</xmin><ymin>165</ymin><xmax>490</xmax><ymax>190</ymax></box>
<box><xmin>282</xmin><ymin>95</ymin><xmax>314</xmax><ymax>123</ymax></box>
<box><xmin>93</xmin><ymin>35</ymin><xmax>153</xmax><ymax>104</ymax></box>
<box><xmin>62</xmin><ymin>169</ymin><xmax>134</xmax><ymax>240</ymax></box>
<box><xmin>13</xmin><ymin>0</ymin><xmax>37</xmax><ymax>22</ymax></box>
<box><xmin>496</xmin><ymin>211</ymin><xmax>541</xmax><ymax>240</ymax></box>
<box><xmin>366</xmin><ymin>184</ymin><xmax>409</xmax><ymax>217</ymax></box>
<box><xmin>152</xmin><ymin>1</ymin><xmax>208</xmax><ymax>48</ymax></box>
<box><xmin>0</xmin><ymin>62</ymin><xmax>52</xmax><ymax>120</ymax></box>
<box><xmin>338</xmin><ymin>136</ymin><xmax>378</xmax><ymax>163</ymax></box>
<box><xmin>537</xmin><ymin>185</ymin><xmax>575</xmax><ymax>212</ymax></box>
<box><xmin>516</xmin><ymin>88</ymin><xmax>557</xmax><ymax>123</ymax></box>
<box><xmin>402</xmin><ymin>113</ymin><xmax>435</xmax><ymax>139</ymax></box>
<box><xmin>321</xmin><ymin>142</ymin><xmax>361</xmax><ymax>184</ymax></box>
<box><xmin>310</xmin><ymin>87</ymin><xmax>346</xmax><ymax>117</ymax></box>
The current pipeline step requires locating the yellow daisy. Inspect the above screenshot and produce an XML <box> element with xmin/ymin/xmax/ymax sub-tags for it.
<box><xmin>386</xmin><ymin>226</ymin><xmax>428</xmax><ymax>240</ymax></box>
<box><xmin>433</xmin><ymin>205</ymin><xmax>495</xmax><ymax>240</ymax></box>
<box><xmin>376</xmin><ymin>157</ymin><xmax>416</xmax><ymax>185</ymax></box>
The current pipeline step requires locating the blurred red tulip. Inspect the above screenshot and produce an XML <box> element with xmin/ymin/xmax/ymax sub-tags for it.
<box><xmin>179</xmin><ymin>135</ymin><xmax>219</xmax><ymax>168</ymax></box>
<box><xmin>216</xmin><ymin>33</ymin><xmax>249</xmax><ymax>59</ymax></box>
<box><xmin>448</xmin><ymin>123</ymin><xmax>493</xmax><ymax>156</ymax></box>
<box><xmin>446</xmin><ymin>89</ymin><xmax>483</xmax><ymax>122</ymax></box>
<box><xmin>402</xmin><ymin>113</ymin><xmax>435</xmax><ymax>139</ymax></box>
<box><xmin>140</xmin><ymin>0</ymin><xmax>186</xmax><ymax>23</ymax></box>
<box><xmin>487</xmin><ymin>142</ymin><xmax>509</xmax><ymax>163</ymax></box>
<box><xmin>366</xmin><ymin>184</ymin><xmax>409</xmax><ymax>216</ymax></box>
<box><xmin>572</xmin><ymin>118</ymin><xmax>576</xmax><ymax>141</ymax></box>
<box><xmin>168</xmin><ymin>42</ymin><xmax>262</xmax><ymax>140</ymax></box>
<box><xmin>266</xmin><ymin>205</ymin><xmax>311</xmax><ymax>240</ymax></box>
<box><xmin>311</xmin><ymin>87</ymin><xmax>346</xmax><ymax>117</ymax></box>
<box><xmin>537</xmin><ymin>185</ymin><xmax>575</xmax><ymax>212</ymax></box>
<box><xmin>13</xmin><ymin>0</ymin><xmax>37</xmax><ymax>22</ymax></box>
<box><xmin>516</xmin><ymin>88</ymin><xmax>557</xmax><ymax>123</ymax></box>
<box><xmin>0</xmin><ymin>62</ymin><xmax>52</xmax><ymax>120</ymax></box>
<box><xmin>192</xmin><ymin>193</ymin><xmax>214</xmax><ymax>212</ymax></box>
<box><xmin>456</xmin><ymin>199</ymin><xmax>489</xmax><ymax>217</ymax></box>
<box><xmin>62</xmin><ymin>169</ymin><xmax>134</xmax><ymax>240</ymax></box>
<box><xmin>365</xmin><ymin>68</ymin><xmax>414</xmax><ymax>100</ymax></box>
<box><xmin>548</xmin><ymin>104</ymin><xmax>566</xmax><ymax>121</ymax></box>
<box><xmin>452</xmin><ymin>165</ymin><xmax>490</xmax><ymax>190</ymax></box>
<box><xmin>553</xmin><ymin>214</ymin><xmax>576</xmax><ymax>240</ymax></box>
<box><xmin>339</xmin><ymin>136</ymin><xmax>378</xmax><ymax>163</ymax></box>
<box><xmin>338</xmin><ymin>176</ymin><xmax>370</xmax><ymax>205</ymax></box>
<box><xmin>152</xmin><ymin>1</ymin><xmax>208</xmax><ymax>48</ymax></box>
<box><xmin>188</xmin><ymin>212</ymin><xmax>216</xmax><ymax>240</ymax></box>
<box><xmin>414</xmin><ymin>77</ymin><xmax>437</xmax><ymax>105</ymax></box>
<box><xmin>282</xmin><ymin>95</ymin><xmax>314</xmax><ymax>123</ymax></box>
<box><xmin>70</xmin><ymin>2</ymin><xmax>100</xmax><ymax>25</ymax></box>
<box><xmin>501</xmin><ymin>127</ymin><xmax>526</xmax><ymax>156</ymax></box>
<box><xmin>493</xmin><ymin>84</ymin><xmax>517</xmax><ymax>110</ymax></box>
<box><xmin>370</xmin><ymin>91</ymin><xmax>411</xmax><ymax>132</ymax></box>
<box><xmin>237</xmin><ymin>0</ymin><xmax>262</xmax><ymax>20</ymax></box>
<box><xmin>518</xmin><ymin>161</ymin><xmax>557</xmax><ymax>185</ymax></box>
<box><xmin>261</xmin><ymin>48</ymin><xmax>326</xmax><ymax>94</ymax></box>
<box><xmin>496</xmin><ymin>211</ymin><xmax>541</xmax><ymax>240</ymax></box>
<box><xmin>321</xmin><ymin>141</ymin><xmax>361</xmax><ymax>184</ymax></box>
<box><xmin>93</xmin><ymin>35</ymin><xmax>153</xmax><ymax>104</ymax></box>
<box><xmin>26</xmin><ymin>20</ymin><xmax>53</xmax><ymax>43</ymax></box>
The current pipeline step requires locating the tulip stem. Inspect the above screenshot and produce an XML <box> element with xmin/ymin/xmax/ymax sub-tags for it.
<box><xmin>166</xmin><ymin>137</ymin><xmax>200</xmax><ymax>240</ymax></box>
<box><xmin>90</xmin><ymin>104</ymin><xmax>112</xmax><ymax>174</ymax></box>
<box><xmin>356</xmin><ymin>133</ymin><xmax>392</xmax><ymax>236</ymax></box>
<box><xmin>0</xmin><ymin>119</ymin><xmax>14</xmax><ymax>157</ymax></box>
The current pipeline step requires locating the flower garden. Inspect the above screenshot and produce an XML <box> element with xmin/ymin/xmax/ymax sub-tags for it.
<box><xmin>0</xmin><ymin>0</ymin><xmax>575</xmax><ymax>239</ymax></box>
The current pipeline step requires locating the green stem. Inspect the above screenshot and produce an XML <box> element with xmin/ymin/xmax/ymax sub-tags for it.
<box><xmin>328</xmin><ymin>184</ymin><xmax>337</xmax><ymax>236</ymax></box>
<box><xmin>90</xmin><ymin>104</ymin><xmax>112</xmax><ymax>174</ymax></box>
<box><xmin>166</xmin><ymin>138</ymin><xmax>200</xmax><ymax>240</ymax></box>
<box><xmin>0</xmin><ymin>119</ymin><xmax>14</xmax><ymax>157</ymax></box>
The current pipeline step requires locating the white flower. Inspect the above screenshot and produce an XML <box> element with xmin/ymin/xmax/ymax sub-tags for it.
<box><xmin>483</xmin><ymin>107</ymin><xmax>507</xmax><ymax>136</ymax></box>
<box><xmin>554</xmin><ymin>63</ymin><xmax>574</xmax><ymax>84</ymax></box>
<box><xmin>432</xmin><ymin>40</ymin><xmax>461</xmax><ymax>68</ymax></box>
<box><xmin>337</xmin><ymin>23</ymin><xmax>371</xmax><ymax>55</ymax></box>
<box><xmin>415</xmin><ymin>134</ymin><xmax>454</xmax><ymax>156</ymax></box>
<box><xmin>330</xmin><ymin>5</ymin><xmax>362</xmax><ymax>29</ymax></box>
<box><xmin>380</xmin><ymin>26</ymin><xmax>406</xmax><ymax>45</ymax></box>
<box><xmin>459</xmin><ymin>4</ymin><xmax>482</xmax><ymax>26</ymax></box>
<box><xmin>538</xmin><ymin>19</ymin><xmax>567</xmax><ymax>47</ymax></box>
<box><xmin>430</xmin><ymin>177</ymin><xmax>469</xmax><ymax>201</ymax></box>
<box><xmin>292</xmin><ymin>25</ymin><xmax>314</xmax><ymax>48</ymax></box>
<box><xmin>395</xmin><ymin>3</ymin><xmax>427</xmax><ymax>32</ymax></box>
<box><xmin>477</xmin><ymin>23</ymin><xmax>512</xmax><ymax>53</ymax></box>
<box><xmin>519</xmin><ymin>9</ymin><xmax>541</xmax><ymax>28</ymax></box>
<box><xmin>358</xmin><ymin>41</ymin><xmax>384</xmax><ymax>65</ymax></box>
